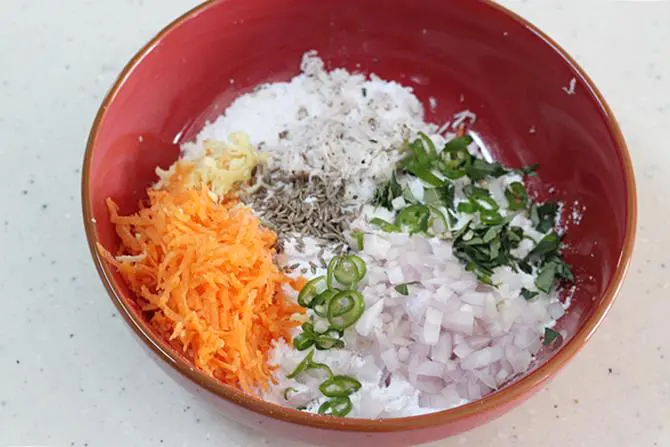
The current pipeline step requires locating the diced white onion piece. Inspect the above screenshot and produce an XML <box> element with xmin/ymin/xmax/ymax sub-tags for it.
<box><xmin>355</xmin><ymin>299</ymin><xmax>385</xmax><ymax>337</ymax></box>
<box><xmin>381</xmin><ymin>348</ymin><xmax>400</xmax><ymax>372</ymax></box>
<box><xmin>391</xmin><ymin>196</ymin><xmax>406</xmax><ymax>210</ymax></box>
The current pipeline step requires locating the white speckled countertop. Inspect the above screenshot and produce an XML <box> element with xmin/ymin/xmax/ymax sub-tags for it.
<box><xmin>1</xmin><ymin>1</ymin><xmax>668</xmax><ymax>446</ymax></box>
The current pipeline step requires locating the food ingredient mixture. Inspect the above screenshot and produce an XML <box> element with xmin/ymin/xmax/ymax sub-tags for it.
<box><xmin>102</xmin><ymin>52</ymin><xmax>574</xmax><ymax>418</ymax></box>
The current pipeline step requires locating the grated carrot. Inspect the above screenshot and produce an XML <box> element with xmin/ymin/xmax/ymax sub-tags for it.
<box><xmin>98</xmin><ymin>180</ymin><xmax>304</xmax><ymax>393</ymax></box>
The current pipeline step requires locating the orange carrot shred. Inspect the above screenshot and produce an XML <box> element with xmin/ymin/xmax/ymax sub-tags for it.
<box><xmin>98</xmin><ymin>183</ymin><xmax>304</xmax><ymax>393</ymax></box>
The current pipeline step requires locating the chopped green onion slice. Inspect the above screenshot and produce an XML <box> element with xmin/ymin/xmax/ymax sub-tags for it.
<box><xmin>352</xmin><ymin>231</ymin><xmax>364</xmax><ymax>250</ymax></box>
<box><xmin>543</xmin><ymin>327</ymin><xmax>561</xmax><ymax>346</ymax></box>
<box><xmin>297</xmin><ymin>276</ymin><xmax>327</xmax><ymax>308</ymax></box>
<box><xmin>319</xmin><ymin>375</ymin><xmax>362</xmax><ymax>397</ymax></box>
<box><xmin>283</xmin><ymin>387</ymin><xmax>297</xmax><ymax>400</ymax></box>
<box><xmin>318</xmin><ymin>396</ymin><xmax>353</xmax><ymax>417</ymax></box>
<box><xmin>370</xmin><ymin>217</ymin><xmax>401</xmax><ymax>233</ymax></box>
<box><xmin>505</xmin><ymin>182</ymin><xmax>529</xmax><ymax>211</ymax></box>
<box><xmin>327</xmin><ymin>290</ymin><xmax>365</xmax><ymax>331</ymax></box>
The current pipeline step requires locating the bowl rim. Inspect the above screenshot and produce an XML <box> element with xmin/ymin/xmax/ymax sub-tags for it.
<box><xmin>82</xmin><ymin>0</ymin><xmax>637</xmax><ymax>433</ymax></box>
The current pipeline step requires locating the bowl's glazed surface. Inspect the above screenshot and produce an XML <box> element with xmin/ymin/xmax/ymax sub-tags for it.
<box><xmin>82</xmin><ymin>0</ymin><xmax>636</xmax><ymax>445</ymax></box>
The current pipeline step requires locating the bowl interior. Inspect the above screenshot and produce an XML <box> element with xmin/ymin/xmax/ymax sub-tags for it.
<box><xmin>84</xmin><ymin>0</ymin><xmax>633</xmax><ymax>434</ymax></box>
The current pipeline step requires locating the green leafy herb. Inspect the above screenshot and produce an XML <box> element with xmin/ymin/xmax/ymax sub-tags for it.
<box><xmin>530</xmin><ymin>202</ymin><xmax>558</xmax><ymax>233</ymax></box>
<box><xmin>394</xmin><ymin>281</ymin><xmax>420</xmax><ymax>296</ymax></box>
<box><xmin>418</xmin><ymin>132</ymin><xmax>438</xmax><ymax>158</ymax></box>
<box><xmin>520</xmin><ymin>287</ymin><xmax>539</xmax><ymax>301</ymax></box>
<box><xmin>370</xmin><ymin>217</ymin><xmax>400</xmax><ymax>232</ymax></box>
<box><xmin>371</xmin><ymin>172</ymin><xmax>403</xmax><ymax>210</ymax></box>
<box><xmin>535</xmin><ymin>261</ymin><xmax>559</xmax><ymax>293</ymax></box>
<box><xmin>505</xmin><ymin>182</ymin><xmax>529</xmax><ymax>211</ymax></box>
<box><xmin>543</xmin><ymin>327</ymin><xmax>561</xmax><ymax>346</ymax></box>
<box><xmin>466</xmin><ymin>158</ymin><xmax>507</xmax><ymax>181</ymax></box>
<box><xmin>452</xmin><ymin>220</ymin><xmax>523</xmax><ymax>284</ymax></box>
<box><xmin>514</xmin><ymin>163</ymin><xmax>539</xmax><ymax>177</ymax></box>
<box><xmin>422</xmin><ymin>183</ymin><xmax>455</xmax><ymax>210</ymax></box>
<box><xmin>395</xmin><ymin>204</ymin><xmax>431</xmax><ymax>234</ymax></box>
<box><xmin>403</xmin><ymin>157</ymin><xmax>444</xmax><ymax>186</ymax></box>
<box><xmin>525</xmin><ymin>232</ymin><xmax>561</xmax><ymax>265</ymax></box>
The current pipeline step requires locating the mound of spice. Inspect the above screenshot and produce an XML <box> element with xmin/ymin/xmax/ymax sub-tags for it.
<box><xmin>98</xmin><ymin>173</ymin><xmax>305</xmax><ymax>393</ymax></box>
<box><xmin>243</xmin><ymin>170</ymin><xmax>354</xmax><ymax>244</ymax></box>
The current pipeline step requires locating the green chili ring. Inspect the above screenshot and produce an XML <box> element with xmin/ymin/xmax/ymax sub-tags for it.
<box><xmin>327</xmin><ymin>290</ymin><xmax>365</xmax><ymax>331</ymax></box>
<box><xmin>319</xmin><ymin>375</ymin><xmax>362</xmax><ymax>397</ymax></box>
<box><xmin>293</xmin><ymin>332</ymin><xmax>315</xmax><ymax>351</ymax></box>
<box><xmin>297</xmin><ymin>275</ymin><xmax>327</xmax><ymax>308</ymax></box>
<box><xmin>311</xmin><ymin>288</ymin><xmax>338</xmax><ymax>317</ymax></box>
<box><xmin>318</xmin><ymin>396</ymin><xmax>353</xmax><ymax>417</ymax></box>
<box><xmin>314</xmin><ymin>336</ymin><xmax>345</xmax><ymax>350</ymax></box>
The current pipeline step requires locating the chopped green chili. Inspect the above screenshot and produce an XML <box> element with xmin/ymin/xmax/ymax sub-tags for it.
<box><xmin>312</xmin><ymin>288</ymin><xmax>338</xmax><ymax>318</ymax></box>
<box><xmin>287</xmin><ymin>351</ymin><xmax>333</xmax><ymax>379</ymax></box>
<box><xmin>287</xmin><ymin>351</ymin><xmax>314</xmax><ymax>379</ymax></box>
<box><xmin>293</xmin><ymin>332</ymin><xmax>315</xmax><ymax>351</ymax></box>
<box><xmin>327</xmin><ymin>290</ymin><xmax>365</xmax><ymax>331</ymax></box>
<box><xmin>297</xmin><ymin>276</ymin><xmax>327</xmax><ymax>308</ymax></box>
<box><xmin>283</xmin><ymin>387</ymin><xmax>297</xmax><ymax>400</ymax></box>
<box><xmin>319</xmin><ymin>375</ymin><xmax>362</xmax><ymax>397</ymax></box>
<box><xmin>327</xmin><ymin>255</ymin><xmax>367</xmax><ymax>289</ymax></box>
<box><xmin>352</xmin><ymin>230</ymin><xmax>364</xmax><ymax>250</ymax></box>
<box><xmin>314</xmin><ymin>335</ymin><xmax>345</xmax><ymax>350</ymax></box>
<box><xmin>318</xmin><ymin>396</ymin><xmax>353</xmax><ymax>417</ymax></box>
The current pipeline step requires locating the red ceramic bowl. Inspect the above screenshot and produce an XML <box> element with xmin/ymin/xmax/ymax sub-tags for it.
<box><xmin>82</xmin><ymin>0</ymin><xmax>636</xmax><ymax>445</ymax></box>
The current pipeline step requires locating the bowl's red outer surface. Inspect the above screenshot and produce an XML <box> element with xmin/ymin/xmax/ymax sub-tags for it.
<box><xmin>82</xmin><ymin>0</ymin><xmax>636</xmax><ymax>445</ymax></box>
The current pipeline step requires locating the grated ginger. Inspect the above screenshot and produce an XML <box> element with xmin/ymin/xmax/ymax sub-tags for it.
<box><xmin>156</xmin><ymin>132</ymin><xmax>267</xmax><ymax>198</ymax></box>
